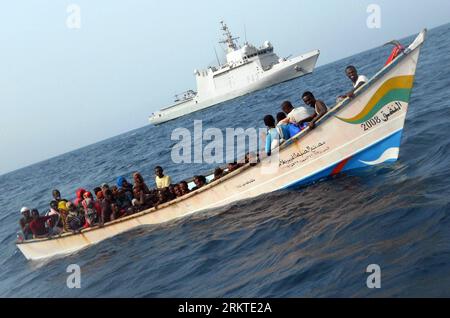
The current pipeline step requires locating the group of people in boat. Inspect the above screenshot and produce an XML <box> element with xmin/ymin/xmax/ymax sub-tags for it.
<box><xmin>262</xmin><ymin>65</ymin><xmax>368</xmax><ymax>155</ymax></box>
<box><xmin>18</xmin><ymin>167</ymin><xmax>183</xmax><ymax>240</ymax></box>
<box><xmin>17</xmin><ymin>162</ymin><xmax>249</xmax><ymax>241</ymax></box>
<box><xmin>17</xmin><ymin>65</ymin><xmax>368</xmax><ymax>241</ymax></box>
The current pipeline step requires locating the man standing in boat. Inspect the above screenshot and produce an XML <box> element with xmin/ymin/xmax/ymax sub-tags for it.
<box><xmin>339</xmin><ymin>65</ymin><xmax>369</xmax><ymax>99</ymax></box>
<box><xmin>155</xmin><ymin>166</ymin><xmax>171</xmax><ymax>189</ymax></box>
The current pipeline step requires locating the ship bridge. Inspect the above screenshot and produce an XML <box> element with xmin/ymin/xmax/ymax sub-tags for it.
<box><xmin>219</xmin><ymin>23</ymin><xmax>279</xmax><ymax>69</ymax></box>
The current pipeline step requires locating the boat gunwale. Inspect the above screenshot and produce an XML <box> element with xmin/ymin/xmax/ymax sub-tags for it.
<box><xmin>16</xmin><ymin>30</ymin><xmax>426</xmax><ymax>246</ymax></box>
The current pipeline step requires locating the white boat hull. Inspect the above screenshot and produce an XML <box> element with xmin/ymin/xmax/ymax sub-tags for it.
<box><xmin>149</xmin><ymin>50</ymin><xmax>320</xmax><ymax>125</ymax></box>
<box><xmin>17</xmin><ymin>30</ymin><xmax>426</xmax><ymax>261</ymax></box>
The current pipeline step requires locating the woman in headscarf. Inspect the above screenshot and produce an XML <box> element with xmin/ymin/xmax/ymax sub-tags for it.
<box><xmin>133</xmin><ymin>173</ymin><xmax>150</xmax><ymax>194</ymax></box>
<box><xmin>132</xmin><ymin>183</ymin><xmax>146</xmax><ymax>209</ymax></box>
<box><xmin>66</xmin><ymin>201</ymin><xmax>84</xmax><ymax>231</ymax></box>
<box><xmin>73</xmin><ymin>188</ymin><xmax>87</xmax><ymax>207</ymax></box>
<box><xmin>46</xmin><ymin>200</ymin><xmax>63</xmax><ymax>234</ymax></box>
<box><xmin>113</xmin><ymin>180</ymin><xmax>133</xmax><ymax>215</ymax></box>
<box><xmin>48</xmin><ymin>200</ymin><xmax>60</xmax><ymax>216</ymax></box>
<box><xmin>82</xmin><ymin>198</ymin><xmax>99</xmax><ymax>228</ymax></box>
<box><xmin>82</xmin><ymin>191</ymin><xmax>102</xmax><ymax>222</ymax></box>
<box><xmin>58</xmin><ymin>201</ymin><xmax>70</xmax><ymax>232</ymax></box>
<box><xmin>117</xmin><ymin>176</ymin><xmax>134</xmax><ymax>202</ymax></box>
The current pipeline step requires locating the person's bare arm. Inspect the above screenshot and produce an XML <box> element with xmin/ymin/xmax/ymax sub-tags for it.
<box><xmin>316</xmin><ymin>101</ymin><xmax>328</xmax><ymax>117</ymax></box>
<box><xmin>298</xmin><ymin>114</ymin><xmax>316</xmax><ymax>125</ymax></box>
<box><xmin>139</xmin><ymin>191</ymin><xmax>146</xmax><ymax>206</ymax></box>
<box><xmin>342</xmin><ymin>80</ymin><xmax>366</xmax><ymax>98</ymax></box>
<box><xmin>278</xmin><ymin>117</ymin><xmax>290</xmax><ymax>125</ymax></box>
<box><xmin>19</xmin><ymin>219</ymin><xmax>25</xmax><ymax>231</ymax></box>
<box><xmin>100</xmin><ymin>204</ymin><xmax>107</xmax><ymax>226</ymax></box>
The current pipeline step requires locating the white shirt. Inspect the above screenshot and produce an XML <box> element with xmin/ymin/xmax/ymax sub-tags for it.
<box><xmin>287</xmin><ymin>107</ymin><xmax>315</xmax><ymax>124</ymax></box>
<box><xmin>354</xmin><ymin>75</ymin><xmax>369</xmax><ymax>88</ymax></box>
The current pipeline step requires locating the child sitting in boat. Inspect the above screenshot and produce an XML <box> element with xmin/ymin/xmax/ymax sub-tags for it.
<box><xmin>276</xmin><ymin>112</ymin><xmax>302</xmax><ymax>139</ymax></box>
<box><xmin>263</xmin><ymin>115</ymin><xmax>283</xmax><ymax>156</ymax></box>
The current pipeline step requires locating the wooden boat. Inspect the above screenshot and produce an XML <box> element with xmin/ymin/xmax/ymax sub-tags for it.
<box><xmin>16</xmin><ymin>30</ymin><xmax>427</xmax><ymax>261</ymax></box>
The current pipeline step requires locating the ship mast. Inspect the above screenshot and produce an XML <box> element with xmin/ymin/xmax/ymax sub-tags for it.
<box><xmin>219</xmin><ymin>21</ymin><xmax>240</xmax><ymax>52</ymax></box>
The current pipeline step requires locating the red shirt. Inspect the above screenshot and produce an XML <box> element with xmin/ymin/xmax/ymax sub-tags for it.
<box><xmin>29</xmin><ymin>216</ymin><xmax>52</xmax><ymax>236</ymax></box>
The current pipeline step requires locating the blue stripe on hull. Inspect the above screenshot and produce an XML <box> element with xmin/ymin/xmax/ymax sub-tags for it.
<box><xmin>283</xmin><ymin>130</ymin><xmax>403</xmax><ymax>190</ymax></box>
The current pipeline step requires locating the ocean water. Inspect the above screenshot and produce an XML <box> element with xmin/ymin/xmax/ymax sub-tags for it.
<box><xmin>1</xmin><ymin>23</ymin><xmax>450</xmax><ymax>298</ymax></box>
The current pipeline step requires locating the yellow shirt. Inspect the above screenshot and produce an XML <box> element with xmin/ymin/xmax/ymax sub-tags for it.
<box><xmin>155</xmin><ymin>175</ymin><xmax>171</xmax><ymax>189</ymax></box>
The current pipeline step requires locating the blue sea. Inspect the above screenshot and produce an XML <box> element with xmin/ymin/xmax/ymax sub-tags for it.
<box><xmin>1</xmin><ymin>23</ymin><xmax>450</xmax><ymax>298</ymax></box>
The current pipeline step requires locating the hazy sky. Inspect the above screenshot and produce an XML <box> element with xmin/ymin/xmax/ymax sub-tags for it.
<box><xmin>1</xmin><ymin>0</ymin><xmax>449</xmax><ymax>175</ymax></box>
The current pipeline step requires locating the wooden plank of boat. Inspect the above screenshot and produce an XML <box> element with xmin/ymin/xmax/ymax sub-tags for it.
<box><xmin>16</xmin><ymin>30</ymin><xmax>427</xmax><ymax>261</ymax></box>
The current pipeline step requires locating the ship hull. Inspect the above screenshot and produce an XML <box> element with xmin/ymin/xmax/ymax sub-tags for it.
<box><xmin>149</xmin><ymin>50</ymin><xmax>320</xmax><ymax>125</ymax></box>
<box><xmin>17</xmin><ymin>30</ymin><xmax>426</xmax><ymax>261</ymax></box>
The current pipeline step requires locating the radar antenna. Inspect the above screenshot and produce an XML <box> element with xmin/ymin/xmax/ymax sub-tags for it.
<box><xmin>219</xmin><ymin>21</ymin><xmax>240</xmax><ymax>52</ymax></box>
